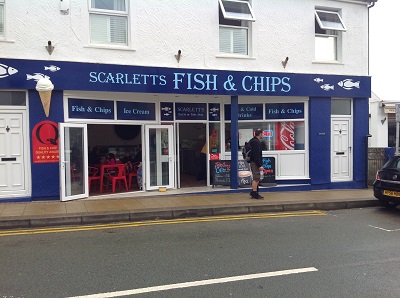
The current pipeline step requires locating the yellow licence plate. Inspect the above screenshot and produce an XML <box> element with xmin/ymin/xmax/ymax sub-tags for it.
<box><xmin>383</xmin><ymin>190</ymin><xmax>400</xmax><ymax>198</ymax></box>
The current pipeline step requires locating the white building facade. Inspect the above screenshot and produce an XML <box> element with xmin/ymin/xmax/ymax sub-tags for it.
<box><xmin>0</xmin><ymin>0</ymin><xmax>376</xmax><ymax>202</ymax></box>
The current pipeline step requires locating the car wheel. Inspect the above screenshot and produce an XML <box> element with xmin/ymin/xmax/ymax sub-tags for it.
<box><xmin>380</xmin><ymin>200</ymin><xmax>399</xmax><ymax>209</ymax></box>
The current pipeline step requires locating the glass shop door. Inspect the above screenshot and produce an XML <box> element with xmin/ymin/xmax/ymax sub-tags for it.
<box><xmin>145</xmin><ymin>125</ymin><xmax>175</xmax><ymax>190</ymax></box>
<box><xmin>59</xmin><ymin>123</ymin><xmax>88</xmax><ymax>201</ymax></box>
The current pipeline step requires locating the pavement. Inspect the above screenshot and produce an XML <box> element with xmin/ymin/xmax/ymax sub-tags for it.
<box><xmin>0</xmin><ymin>187</ymin><xmax>380</xmax><ymax>230</ymax></box>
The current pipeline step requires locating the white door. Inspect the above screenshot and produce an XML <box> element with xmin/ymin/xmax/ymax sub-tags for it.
<box><xmin>331</xmin><ymin>118</ymin><xmax>352</xmax><ymax>181</ymax></box>
<box><xmin>145</xmin><ymin>125</ymin><xmax>175</xmax><ymax>190</ymax></box>
<box><xmin>0</xmin><ymin>112</ymin><xmax>27</xmax><ymax>195</ymax></box>
<box><xmin>59</xmin><ymin>123</ymin><xmax>88</xmax><ymax>201</ymax></box>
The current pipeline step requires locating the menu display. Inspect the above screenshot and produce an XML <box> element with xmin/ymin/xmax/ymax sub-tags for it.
<box><xmin>211</xmin><ymin>157</ymin><xmax>276</xmax><ymax>186</ymax></box>
<box><xmin>260</xmin><ymin>157</ymin><xmax>276</xmax><ymax>185</ymax></box>
<box><xmin>210</xmin><ymin>160</ymin><xmax>251</xmax><ymax>187</ymax></box>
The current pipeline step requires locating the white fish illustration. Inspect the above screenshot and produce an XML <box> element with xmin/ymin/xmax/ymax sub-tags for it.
<box><xmin>320</xmin><ymin>84</ymin><xmax>334</xmax><ymax>91</ymax></box>
<box><xmin>0</xmin><ymin>63</ymin><xmax>18</xmax><ymax>78</ymax></box>
<box><xmin>161</xmin><ymin>107</ymin><xmax>171</xmax><ymax>111</ymax></box>
<box><xmin>44</xmin><ymin>65</ymin><xmax>60</xmax><ymax>72</ymax></box>
<box><xmin>210</xmin><ymin>107</ymin><xmax>219</xmax><ymax>112</ymax></box>
<box><xmin>338</xmin><ymin>79</ymin><xmax>360</xmax><ymax>90</ymax></box>
<box><xmin>314</xmin><ymin>78</ymin><xmax>324</xmax><ymax>83</ymax></box>
<box><xmin>26</xmin><ymin>73</ymin><xmax>50</xmax><ymax>81</ymax></box>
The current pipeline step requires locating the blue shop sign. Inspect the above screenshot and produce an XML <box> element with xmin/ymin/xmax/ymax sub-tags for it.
<box><xmin>225</xmin><ymin>104</ymin><xmax>263</xmax><ymax>120</ymax></box>
<box><xmin>117</xmin><ymin>101</ymin><xmax>155</xmax><ymax>121</ymax></box>
<box><xmin>265</xmin><ymin>103</ymin><xmax>304</xmax><ymax>119</ymax></box>
<box><xmin>175</xmin><ymin>103</ymin><xmax>207</xmax><ymax>120</ymax></box>
<box><xmin>160</xmin><ymin>102</ymin><xmax>174</xmax><ymax>121</ymax></box>
<box><xmin>68</xmin><ymin>98</ymin><xmax>114</xmax><ymax>119</ymax></box>
<box><xmin>0</xmin><ymin>58</ymin><xmax>371</xmax><ymax>98</ymax></box>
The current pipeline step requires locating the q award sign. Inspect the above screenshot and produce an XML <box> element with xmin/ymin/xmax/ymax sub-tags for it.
<box><xmin>32</xmin><ymin>120</ymin><xmax>59</xmax><ymax>164</ymax></box>
<box><xmin>396</xmin><ymin>104</ymin><xmax>400</xmax><ymax>122</ymax></box>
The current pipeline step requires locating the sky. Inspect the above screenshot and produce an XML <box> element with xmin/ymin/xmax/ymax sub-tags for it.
<box><xmin>369</xmin><ymin>1</ymin><xmax>399</xmax><ymax>101</ymax></box>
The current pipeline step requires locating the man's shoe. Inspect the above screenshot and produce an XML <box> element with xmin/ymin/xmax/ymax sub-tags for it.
<box><xmin>251</xmin><ymin>192</ymin><xmax>264</xmax><ymax>200</ymax></box>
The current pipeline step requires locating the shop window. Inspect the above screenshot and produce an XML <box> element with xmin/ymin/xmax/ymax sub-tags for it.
<box><xmin>0</xmin><ymin>0</ymin><xmax>4</xmax><ymax>37</ymax></box>
<box><xmin>89</xmin><ymin>0</ymin><xmax>128</xmax><ymax>46</ymax></box>
<box><xmin>219</xmin><ymin>0</ymin><xmax>255</xmax><ymax>55</ymax></box>
<box><xmin>0</xmin><ymin>91</ymin><xmax>26</xmax><ymax>106</ymax></box>
<box><xmin>225</xmin><ymin>121</ymin><xmax>305</xmax><ymax>151</ymax></box>
<box><xmin>315</xmin><ymin>9</ymin><xmax>346</xmax><ymax>62</ymax></box>
<box><xmin>209</xmin><ymin>123</ymin><xmax>220</xmax><ymax>154</ymax></box>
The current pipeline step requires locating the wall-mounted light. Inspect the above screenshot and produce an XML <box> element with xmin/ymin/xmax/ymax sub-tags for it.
<box><xmin>175</xmin><ymin>50</ymin><xmax>182</xmax><ymax>63</ymax></box>
<box><xmin>282</xmin><ymin>57</ymin><xmax>289</xmax><ymax>68</ymax></box>
<box><xmin>381</xmin><ymin>117</ymin><xmax>387</xmax><ymax>124</ymax></box>
<box><xmin>46</xmin><ymin>41</ymin><xmax>54</xmax><ymax>55</ymax></box>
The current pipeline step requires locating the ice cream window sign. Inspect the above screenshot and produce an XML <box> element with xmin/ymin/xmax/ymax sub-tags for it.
<box><xmin>36</xmin><ymin>78</ymin><xmax>54</xmax><ymax>117</ymax></box>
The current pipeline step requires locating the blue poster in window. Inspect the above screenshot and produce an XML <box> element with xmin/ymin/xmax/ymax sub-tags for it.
<box><xmin>160</xmin><ymin>102</ymin><xmax>174</xmax><ymax>121</ymax></box>
<box><xmin>68</xmin><ymin>98</ymin><xmax>114</xmax><ymax>119</ymax></box>
<box><xmin>225</xmin><ymin>104</ymin><xmax>263</xmax><ymax>120</ymax></box>
<box><xmin>265</xmin><ymin>103</ymin><xmax>304</xmax><ymax>119</ymax></box>
<box><xmin>209</xmin><ymin>103</ymin><xmax>220</xmax><ymax>121</ymax></box>
<box><xmin>175</xmin><ymin>103</ymin><xmax>207</xmax><ymax>120</ymax></box>
<box><xmin>117</xmin><ymin>102</ymin><xmax>155</xmax><ymax>121</ymax></box>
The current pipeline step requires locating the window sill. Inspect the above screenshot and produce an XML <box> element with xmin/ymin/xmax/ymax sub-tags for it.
<box><xmin>84</xmin><ymin>44</ymin><xmax>136</xmax><ymax>51</ymax></box>
<box><xmin>0</xmin><ymin>38</ymin><xmax>15</xmax><ymax>43</ymax></box>
<box><xmin>312</xmin><ymin>60</ymin><xmax>343</xmax><ymax>65</ymax></box>
<box><xmin>216</xmin><ymin>53</ymin><xmax>255</xmax><ymax>60</ymax></box>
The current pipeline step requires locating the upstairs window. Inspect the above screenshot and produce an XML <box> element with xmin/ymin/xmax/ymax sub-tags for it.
<box><xmin>89</xmin><ymin>0</ymin><xmax>128</xmax><ymax>46</ymax></box>
<box><xmin>219</xmin><ymin>0</ymin><xmax>255</xmax><ymax>55</ymax></box>
<box><xmin>314</xmin><ymin>9</ymin><xmax>346</xmax><ymax>61</ymax></box>
<box><xmin>0</xmin><ymin>0</ymin><xmax>4</xmax><ymax>37</ymax></box>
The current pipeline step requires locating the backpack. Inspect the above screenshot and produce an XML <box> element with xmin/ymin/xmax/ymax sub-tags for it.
<box><xmin>242</xmin><ymin>141</ymin><xmax>253</xmax><ymax>162</ymax></box>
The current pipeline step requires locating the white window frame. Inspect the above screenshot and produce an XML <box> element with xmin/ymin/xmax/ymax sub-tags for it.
<box><xmin>315</xmin><ymin>10</ymin><xmax>346</xmax><ymax>32</ymax></box>
<box><xmin>219</xmin><ymin>0</ymin><xmax>255</xmax><ymax>22</ymax></box>
<box><xmin>0</xmin><ymin>0</ymin><xmax>5</xmax><ymax>37</ymax></box>
<box><xmin>314</xmin><ymin>9</ymin><xmax>346</xmax><ymax>62</ymax></box>
<box><xmin>88</xmin><ymin>0</ymin><xmax>129</xmax><ymax>47</ymax></box>
<box><xmin>218</xmin><ymin>0</ymin><xmax>255</xmax><ymax>56</ymax></box>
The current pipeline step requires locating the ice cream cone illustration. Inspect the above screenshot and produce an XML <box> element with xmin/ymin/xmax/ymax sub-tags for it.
<box><xmin>36</xmin><ymin>78</ymin><xmax>54</xmax><ymax>117</ymax></box>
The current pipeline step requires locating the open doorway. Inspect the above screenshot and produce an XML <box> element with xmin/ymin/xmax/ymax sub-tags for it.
<box><xmin>87</xmin><ymin>124</ymin><xmax>142</xmax><ymax>195</ymax></box>
<box><xmin>178</xmin><ymin>123</ymin><xmax>206</xmax><ymax>187</ymax></box>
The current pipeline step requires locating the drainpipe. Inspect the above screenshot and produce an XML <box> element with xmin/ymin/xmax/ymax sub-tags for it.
<box><xmin>365</xmin><ymin>134</ymin><xmax>372</xmax><ymax>188</ymax></box>
<box><xmin>368</xmin><ymin>0</ymin><xmax>377</xmax><ymax>8</ymax></box>
<box><xmin>367</xmin><ymin>0</ymin><xmax>378</xmax><ymax>75</ymax></box>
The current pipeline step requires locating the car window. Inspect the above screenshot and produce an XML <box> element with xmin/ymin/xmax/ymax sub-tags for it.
<box><xmin>383</xmin><ymin>157</ymin><xmax>400</xmax><ymax>169</ymax></box>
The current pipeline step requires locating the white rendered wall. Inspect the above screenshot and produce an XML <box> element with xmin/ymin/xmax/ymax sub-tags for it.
<box><xmin>0</xmin><ymin>0</ymin><xmax>369</xmax><ymax>76</ymax></box>
<box><xmin>369</xmin><ymin>98</ymin><xmax>388</xmax><ymax>148</ymax></box>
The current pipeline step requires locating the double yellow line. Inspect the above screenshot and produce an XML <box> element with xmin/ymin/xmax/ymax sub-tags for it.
<box><xmin>0</xmin><ymin>210</ymin><xmax>326</xmax><ymax>237</ymax></box>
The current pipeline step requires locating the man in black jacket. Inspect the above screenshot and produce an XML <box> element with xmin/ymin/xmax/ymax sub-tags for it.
<box><xmin>249</xmin><ymin>128</ymin><xmax>264</xmax><ymax>199</ymax></box>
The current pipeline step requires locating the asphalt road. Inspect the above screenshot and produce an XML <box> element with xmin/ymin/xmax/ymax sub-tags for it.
<box><xmin>1</xmin><ymin>207</ymin><xmax>400</xmax><ymax>298</ymax></box>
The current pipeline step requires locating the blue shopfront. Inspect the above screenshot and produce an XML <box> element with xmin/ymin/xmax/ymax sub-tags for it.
<box><xmin>0</xmin><ymin>58</ymin><xmax>370</xmax><ymax>202</ymax></box>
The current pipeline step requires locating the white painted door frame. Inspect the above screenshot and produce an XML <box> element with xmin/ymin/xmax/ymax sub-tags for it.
<box><xmin>0</xmin><ymin>110</ymin><xmax>30</xmax><ymax>199</ymax></box>
<box><xmin>331</xmin><ymin>117</ymin><xmax>352</xmax><ymax>181</ymax></box>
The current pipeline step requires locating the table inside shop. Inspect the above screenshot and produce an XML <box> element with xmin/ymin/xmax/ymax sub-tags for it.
<box><xmin>95</xmin><ymin>163</ymin><xmax>124</xmax><ymax>193</ymax></box>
